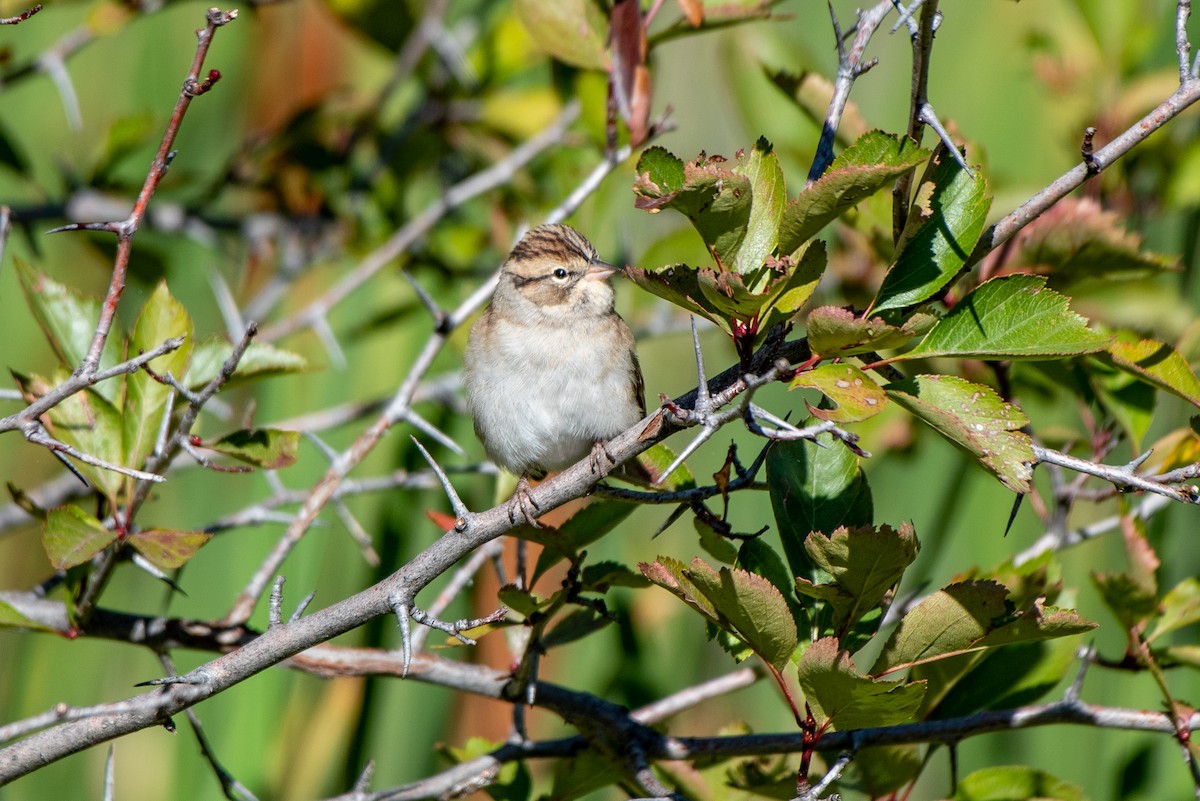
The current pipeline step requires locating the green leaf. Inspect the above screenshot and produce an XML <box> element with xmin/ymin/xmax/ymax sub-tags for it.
<box><xmin>634</xmin><ymin>150</ymin><xmax>751</xmax><ymax>267</ymax></box>
<box><xmin>871</xmin><ymin>581</ymin><xmax>1095</xmax><ymax>675</ymax></box>
<box><xmin>870</xmin><ymin>151</ymin><xmax>991</xmax><ymax>315</ymax></box>
<box><xmin>0</xmin><ymin>599</ymin><xmax>55</xmax><ymax>632</ymax></box>
<box><xmin>531</xmin><ymin>500</ymin><xmax>638</xmax><ymax>583</ymax></box>
<box><xmin>734</xmin><ymin>137</ymin><xmax>785</xmax><ymax>275</ymax></box>
<box><xmin>767</xmin><ymin>434</ymin><xmax>873</xmax><ymax>582</ymax></box>
<box><xmin>635</xmin><ymin>443</ymin><xmax>696</xmax><ymax>492</ymax></box>
<box><xmin>779</xmin><ymin>130</ymin><xmax>929</xmax><ymax>254</ymax></box>
<box><xmin>14</xmin><ymin>260</ymin><xmax>121</xmax><ymax>401</ymax></box>
<box><xmin>921</xmin><ymin>637</ymin><xmax>1081</xmax><ymax>719</ymax></box>
<box><xmin>513</xmin><ymin>0</ymin><xmax>608</xmax><ymax>70</ymax></box>
<box><xmin>884</xmin><ymin>375</ymin><xmax>1034</xmax><ymax>493</ymax></box>
<box><xmin>14</xmin><ymin>371</ymin><xmax>125</xmax><ymax>500</ymax></box>
<box><xmin>954</xmin><ymin>765</ymin><xmax>1084</xmax><ymax>801</ymax></box>
<box><xmin>497</xmin><ymin>585</ymin><xmax>548</xmax><ymax>618</ymax></box>
<box><xmin>805</xmin><ymin>306</ymin><xmax>935</xmax><ymax>357</ymax></box>
<box><xmin>1010</xmin><ymin>197</ymin><xmax>1178</xmax><ymax>286</ymax></box>
<box><xmin>43</xmin><ymin>505</ymin><xmax>117</xmax><ymax>569</ymax></box>
<box><xmin>579</xmin><ymin>561</ymin><xmax>650</xmax><ymax>592</ymax></box>
<box><xmin>642</xmin><ymin>556</ymin><xmax>799</xmax><ymax>669</ymax></box>
<box><xmin>800</xmin><ymin>523</ymin><xmax>919</xmax><ymax>632</ymax></box>
<box><xmin>185</xmin><ymin>339</ymin><xmax>307</xmax><ymax>389</ymax></box>
<box><xmin>640</xmin><ymin>556</ymin><xmax>721</xmax><ymax>623</ymax></box>
<box><xmin>797</xmin><ymin>637</ymin><xmax>925</xmax><ymax>731</ymax></box>
<box><xmin>791</xmin><ymin>363</ymin><xmax>888</xmax><ymax>423</ymax></box>
<box><xmin>623</xmin><ymin>263</ymin><xmax>729</xmax><ymax>334</ymax></box>
<box><xmin>633</xmin><ymin>146</ymin><xmax>686</xmax><ymax>195</ymax></box>
<box><xmin>204</xmin><ymin>428</ymin><xmax>300</xmax><ymax>469</ymax></box>
<box><xmin>128</xmin><ymin>529</ymin><xmax>212</xmax><ymax>569</ymax></box>
<box><xmin>758</xmin><ymin>239</ymin><xmax>827</xmax><ymax>332</ymax></box>
<box><xmin>124</xmin><ymin>281</ymin><xmax>194</xmax><ymax>474</ymax></box>
<box><xmin>1105</xmin><ymin>332</ymin><xmax>1200</xmax><ymax>407</ymax></box>
<box><xmin>900</xmin><ymin>275</ymin><xmax>1109</xmax><ymax>360</ymax></box>
<box><xmin>1086</xmin><ymin>358</ymin><xmax>1155</xmax><ymax>450</ymax></box>
<box><xmin>542</xmin><ymin>608</ymin><xmax>611</xmax><ymax>649</ymax></box>
<box><xmin>1149</xmin><ymin>577</ymin><xmax>1200</xmax><ymax>643</ymax></box>
<box><xmin>1093</xmin><ymin>571</ymin><xmax>1159</xmax><ymax>630</ymax></box>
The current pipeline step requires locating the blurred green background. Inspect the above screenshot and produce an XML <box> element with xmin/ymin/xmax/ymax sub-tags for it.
<box><xmin>1</xmin><ymin>1</ymin><xmax>1199</xmax><ymax>799</ymax></box>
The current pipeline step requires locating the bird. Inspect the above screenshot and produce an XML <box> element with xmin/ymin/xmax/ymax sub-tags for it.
<box><xmin>463</xmin><ymin>223</ymin><xmax>646</xmax><ymax>526</ymax></box>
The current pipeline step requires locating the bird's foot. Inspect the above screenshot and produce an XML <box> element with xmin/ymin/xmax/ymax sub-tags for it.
<box><xmin>508</xmin><ymin>474</ymin><xmax>542</xmax><ymax>528</ymax></box>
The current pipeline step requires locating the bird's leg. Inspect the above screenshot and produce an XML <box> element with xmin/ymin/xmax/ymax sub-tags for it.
<box><xmin>508</xmin><ymin>474</ymin><xmax>543</xmax><ymax>528</ymax></box>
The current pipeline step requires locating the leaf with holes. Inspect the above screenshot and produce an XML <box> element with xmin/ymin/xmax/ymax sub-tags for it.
<box><xmin>900</xmin><ymin>275</ymin><xmax>1109</xmax><ymax>360</ymax></box>
<box><xmin>791</xmin><ymin>363</ymin><xmax>888</xmax><ymax>423</ymax></box>
<box><xmin>885</xmin><ymin>375</ymin><xmax>1034</xmax><ymax>493</ymax></box>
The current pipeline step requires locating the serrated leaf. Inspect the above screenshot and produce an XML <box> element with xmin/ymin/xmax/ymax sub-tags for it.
<box><xmin>885</xmin><ymin>374</ymin><xmax>1034</xmax><ymax>493</ymax></box>
<box><xmin>955</xmin><ymin>765</ymin><xmax>1084</xmax><ymax>801</ymax></box>
<box><xmin>125</xmin><ymin>282</ymin><xmax>194</xmax><ymax>474</ymax></box>
<box><xmin>900</xmin><ymin>275</ymin><xmax>1109</xmax><ymax>360</ymax></box>
<box><xmin>871</xmin><ymin>152</ymin><xmax>991</xmax><ymax>315</ymax></box>
<box><xmin>805</xmin><ymin>306</ymin><xmax>935</xmax><ymax>357</ymax></box>
<box><xmin>791</xmin><ymin>363</ymin><xmax>887</xmax><ymax>423</ymax></box>
<box><xmin>803</xmin><ymin>523</ymin><xmax>919</xmax><ymax>631</ymax></box>
<box><xmin>640</xmin><ymin>556</ymin><xmax>721</xmax><ymax>622</ymax></box>
<box><xmin>758</xmin><ymin>239</ymin><xmax>827</xmax><ymax>331</ymax></box>
<box><xmin>43</xmin><ymin>505</ymin><xmax>117</xmax><ymax>569</ymax></box>
<box><xmin>1010</xmin><ymin>197</ymin><xmax>1178</xmax><ymax>285</ymax></box>
<box><xmin>633</xmin><ymin>146</ymin><xmax>686</xmax><ymax>196</ymax></box>
<box><xmin>797</xmin><ymin>637</ymin><xmax>925</xmax><ymax>731</ymax></box>
<box><xmin>871</xmin><ymin>581</ymin><xmax>1094</xmax><ymax>675</ymax></box>
<box><xmin>734</xmin><ymin>137</ymin><xmax>785</xmax><ymax>275</ymax></box>
<box><xmin>779</xmin><ymin>130</ymin><xmax>929</xmax><ymax>254</ymax></box>
<box><xmin>128</xmin><ymin>529</ymin><xmax>212</xmax><ymax>569</ymax></box>
<box><xmin>1149</xmin><ymin>577</ymin><xmax>1200</xmax><ymax>643</ymax></box>
<box><xmin>683</xmin><ymin>558</ymin><xmax>799</xmax><ymax>669</ymax></box>
<box><xmin>185</xmin><ymin>339</ymin><xmax>307</xmax><ymax>389</ymax></box>
<box><xmin>633</xmin><ymin>151</ymin><xmax>751</xmax><ymax>267</ymax></box>
<box><xmin>204</xmin><ymin>428</ymin><xmax>299</xmax><ymax>469</ymax></box>
<box><xmin>513</xmin><ymin>0</ymin><xmax>608</xmax><ymax>70</ymax></box>
<box><xmin>1105</xmin><ymin>332</ymin><xmax>1200</xmax><ymax>407</ymax></box>
<box><xmin>623</xmin><ymin>263</ymin><xmax>730</xmax><ymax>333</ymax></box>
<box><xmin>642</xmin><ymin>556</ymin><xmax>798</xmax><ymax>669</ymax></box>
<box><xmin>14</xmin><ymin>260</ymin><xmax>121</xmax><ymax>401</ymax></box>
<box><xmin>767</xmin><ymin>434</ymin><xmax>873</xmax><ymax>582</ymax></box>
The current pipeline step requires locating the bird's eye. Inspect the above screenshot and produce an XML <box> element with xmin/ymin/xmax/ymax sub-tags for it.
<box><xmin>552</xmin><ymin>268</ymin><xmax>569</xmax><ymax>280</ymax></box>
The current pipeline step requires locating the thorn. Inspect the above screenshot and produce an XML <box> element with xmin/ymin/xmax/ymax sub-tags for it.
<box><xmin>410</xmin><ymin>436</ymin><xmax>471</xmax><ymax>530</ymax></box>
<box><xmin>394</xmin><ymin>602</ymin><xmax>412</xmax><ymax>678</ymax></box>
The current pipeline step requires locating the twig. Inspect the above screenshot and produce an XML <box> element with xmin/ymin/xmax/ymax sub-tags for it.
<box><xmin>807</xmin><ymin>1</ymin><xmax>893</xmax><ymax>183</ymax></box>
<box><xmin>891</xmin><ymin>0</ymin><xmax>939</xmax><ymax>239</ymax></box>
<box><xmin>0</xmin><ymin>4</ymin><xmax>41</xmax><ymax>25</ymax></box>
<box><xmin>72</xmin><ymin>9</ymin><xmax>237</xmax><ymax>376</ymax></box>
<box><xmin>1033</xmin><ymin>446</ymin><xmax>1200</xmax><ymax>505</ymax></box>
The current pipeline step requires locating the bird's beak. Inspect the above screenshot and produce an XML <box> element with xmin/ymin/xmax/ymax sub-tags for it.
<box><xmin>585</xmin><ymin>259</ymin><xmax>619</xmax><ymax>281</ymax></box>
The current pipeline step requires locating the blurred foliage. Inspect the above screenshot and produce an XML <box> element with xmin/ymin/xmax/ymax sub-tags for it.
<box><xmin>1</xmin><ymin>1</ymin><xmax>1200</xmax><ymax>801</ymax></box>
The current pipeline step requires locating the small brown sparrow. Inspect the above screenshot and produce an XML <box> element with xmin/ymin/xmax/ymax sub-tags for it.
<box><xmin>464</xmin><ymin>223</ymin><xmax>645</xmax><ymax>524</ymax></box>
